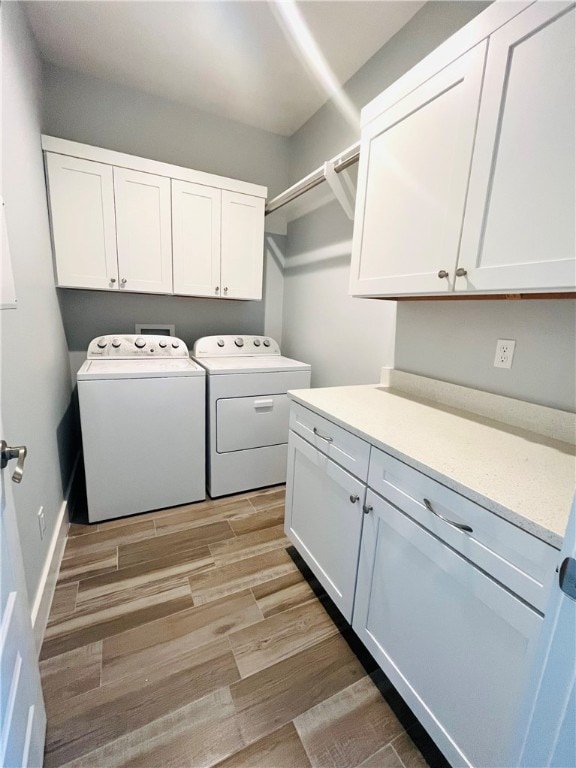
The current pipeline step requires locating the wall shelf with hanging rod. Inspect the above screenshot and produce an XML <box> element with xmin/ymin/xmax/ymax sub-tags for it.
<box><xmin>265</xmin><ymin>141</ymin><xmax>360</xmax><ymax>216</ymax></box>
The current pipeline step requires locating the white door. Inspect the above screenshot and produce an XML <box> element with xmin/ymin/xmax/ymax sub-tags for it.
<box><xmin>511</xmin><ymin>497</ymin><xmax>576</xmax><ymax>768</ymax></box>
<box><xmin>284</xmin><ymin>431</ymin><xmax>365</xmax><ymax>621</ymax></box>
<box><xmin>45</xmin><ymin>153</ymin><xmax>118</xmax><ymax>290</ymax></box>
<box><xmin>349</xmin><ymin>42</ymin><xmax>486</xmax><ymax>297</ymax></box>
<box><xmin>457</xmin><ymin>2</ymin><xmax>576</xmax><ymax>293</ymax></box>
<box><xmin>353</xmin><ymin>490</ymin><xmax>542</xmax><ymax>768</ymax></box>
<box><xmin>220</xmin><ymin>191</ymin><xmax>265</xmax><ymax>300</ymax></box>
<box><xmin>1</xmin><ymin>426</ymin><xmax>46</xmax><ymax>767</ymax></box>
<box><xmin>172</xmin><ymin>179</ymin><xmax>221</xmax><ymax>298</ymax></box>
<box><xmin>113</xmin><ymin>168</ymin><xmax>173</xmax><ymax>294</ymax></box>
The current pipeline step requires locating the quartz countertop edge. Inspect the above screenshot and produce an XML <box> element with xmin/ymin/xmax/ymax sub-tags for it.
<box><xmin>288</xmin><ymin>384</ymin><xmax>576</xmax><ymax>550</ymax></box>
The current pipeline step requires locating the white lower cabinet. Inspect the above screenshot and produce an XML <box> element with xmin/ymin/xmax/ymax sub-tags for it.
<box><xmin>285</xmin><ymin>401</ymin><xmax>552</xmax><ymax>768</ymax></box>
<box><xmin>285</xmin><ymin>431</ymin><xmax>366</xmax><ymax>621</ymax></box>
<box><xmin>352</xmin><ymin>490</ymin><xmax>542</xmax><ymax>768</ymax></box>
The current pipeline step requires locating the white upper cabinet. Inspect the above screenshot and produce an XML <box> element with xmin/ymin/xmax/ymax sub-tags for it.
<box><xmin>45</xmin><ymin>154</ymin><xmax>118</xmax><ymax>290</ymax></box>
<box><xmin>350</xmin><ymin>43</ymin><xmax>486</xmax><ymax>297</ymax></box>
<box><xmin>43</xmin><ymin>137</ymin><xmax>267</xmax><ymax>299</ymax></box>
<box><xmin>457</xmin><ymin>3</ymin><xmax>576</xmax><ymax>294</ymax></box>
<box><xmin>113</xmin><ymin>168</ymin><xmax>173</xmax><ymax>294</ymax></box>
<box><xmin>172</xmin><ymin>180</ymin><xmax>221</xmax><ymax>298</ymax></box>
<box><xmin>221</xmin><ymin>191</ymin><xmax>265</xmax><ymax>300</ymax></box>
<box><xmin>350</xmin><ymin>0</ymin><xmax>576</xmax><ymax>298</ymax></box>
<box><xmin>172</xmin><ymin>184</ymin><xmax>265</xmax><ymax>300</ymax></box>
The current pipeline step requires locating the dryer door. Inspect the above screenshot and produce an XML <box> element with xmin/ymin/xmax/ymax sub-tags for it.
<box><xmin>216</xmin><ymin>394</ymin><xmax>290</xmax><ymax>453</ymax></box>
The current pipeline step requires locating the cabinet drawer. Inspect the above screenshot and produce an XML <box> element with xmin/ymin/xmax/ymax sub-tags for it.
<box><xmin>290</xmin><ymin>403</ymin><xmax>370</xmax><ymax>481</ymax></box>
<box><xmin>368</xmin><ymin>447</ymin><xmax>559</xmax><ymax>612</ymax></box>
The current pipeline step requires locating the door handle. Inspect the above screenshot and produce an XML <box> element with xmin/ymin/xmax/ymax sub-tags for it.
<box><xmin>1</xmin><ymin>440</ymin><xmax>27</xmax><ymax>484</ymax></box>
<box><xmin>254</xmin><ymin>398</ymin><xmax>274</xmax><ymax>409</ymax></box>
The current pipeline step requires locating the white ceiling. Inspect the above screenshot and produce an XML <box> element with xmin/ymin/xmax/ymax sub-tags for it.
<box><xmin>25</xmin><ymin>1</ymin><xmax>424</xmax><ymax>136</ymax></box>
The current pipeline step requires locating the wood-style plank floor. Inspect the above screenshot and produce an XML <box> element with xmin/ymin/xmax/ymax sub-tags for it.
<box><xmin>40</xmin><ymin>487</ymin><xmax>429</xmax><ymax>768</ymax></box>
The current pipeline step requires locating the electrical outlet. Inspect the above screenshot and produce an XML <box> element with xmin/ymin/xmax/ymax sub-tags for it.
<box><xmin>38</xmin><ymin>506</ymin><xmax>46</xmax><ymax>540</ymax></box>
<box><xmin>494</xmin><ymin>339</ymin><xmax>516</xmax><ymax>369</ymax></box>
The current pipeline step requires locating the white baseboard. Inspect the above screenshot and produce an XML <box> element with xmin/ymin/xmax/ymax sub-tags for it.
<box><xmin>31</xmin><ymin>454</ymin><xmax>79</xmax><ymax>655</ymax></box>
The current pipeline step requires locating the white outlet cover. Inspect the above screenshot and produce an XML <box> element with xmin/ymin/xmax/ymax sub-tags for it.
<box><xmin>494</xmin><ymin>339</ymin><xmax>516</xmax><ymax>369</ymax></box>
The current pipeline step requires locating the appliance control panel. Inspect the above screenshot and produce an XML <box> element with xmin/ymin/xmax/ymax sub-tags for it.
<box><xmin>87</xmin><ymin>335</ymin><xmax>189</xmax><ymax>358</ymax></box>
<box><xmin>193</xmin><ymin>335</ymin><xmax>281</xmax><ymax>357</ymax></box>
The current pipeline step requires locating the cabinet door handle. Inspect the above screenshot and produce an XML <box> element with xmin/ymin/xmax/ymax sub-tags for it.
<box><xmin>215</xmin><ymin>286</ymin><xmax>220</xmax><ymax>294</ymax></box>
<box><xmin>423</xmin><ymin>498</ymin><xmax>473</xmax><ymax>533</ymax></box>
<box><xmin>350</xmin><ymin>494</ymin><xmax>359</xmax><ymax>503</ymax></box>
<box><xmin>313</xmin><ymin>427</ymin><xmax>333</xmax><ymax>443</ymax></box>
<box><xmin>362</xmin><ymin>504</ymin><xmax>373</xmax><ymax>515</ymax></box>
<box><xmin>455</xmin><ymin>268</ymin><xmax>468</xmax><ymax>277</ymax></box>
<box><xmin>437</xmin><ymin>270</ymin><xmax>449</xmax><ymax>279</ymax></box>
<box><xmin>120</xmin><ymin>278</ymin><xmax>127</xmax><ymax>286</ymax></box>
<box><xmin>223</xmin><ymin>287</ymin><xmax>228</xmax><ymax>295</ymax></box>
<box><xmin>110</xmin><ymin>277</ymin><xmax>116</xmax><ymax>284</ymax></box>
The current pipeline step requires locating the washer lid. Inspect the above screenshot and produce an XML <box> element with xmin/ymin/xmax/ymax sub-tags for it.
<box><xmin>77</xmin><ymin>358</ymin><xmax>205</xmax><ymax>381</ymax></box>
<box><xmin>191</xmin><ymin>355</ymin><xmax>311</xmax><ymax>375</ymax></box>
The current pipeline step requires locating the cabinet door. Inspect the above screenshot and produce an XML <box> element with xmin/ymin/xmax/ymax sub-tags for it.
<box><xmin>45</xmin><ymin>153</ymin><xmax>118</xmax><ymax>289</ymax></box>
<box><xmin>172</xmin><ymin>180</ymin><xmax>221</xmax><ymax>298</ymax></box>
<box><xmin>457</xmin><ymin>3</ymin><xmax>576</xmax><ymax>293</ymax></box>
<box><xmin>349</xmin><ymin>43</ymin><xmax>486</xmax><ymax>297</ymax></box>
<box><xmin>221</xmin><ymin>191</ymin><xmax>265</xmax><ymax>300</ymax></box>
<box><xmin>285</xmin><ymin>431</ymin><xmax>365</xmax><ymax>621</ymax></box>
<box><xmin>113</xmin><ymin>168</ymin><xmax>172</xmax><ymax>294</ymax></box>
<box><xmin>353</xmin><ymin>490</ymin><xmax>541</xmax><ymax>768</ymax></box>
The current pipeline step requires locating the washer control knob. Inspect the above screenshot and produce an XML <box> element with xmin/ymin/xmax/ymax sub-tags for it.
<box><xmin>217</xmin><ymin>339</ymin><xmax>225</xmax><ymax>347</ymax></box>
<box><xmin>97</xmin><ymin>338</ymin><xmax>107</xmax><ymax>349</ymax></box>
<box><xmin>171</xmin><ymin>341</ymin><xmax>180</xmax><ymax>349</ymax></box>
<box><xmin>111</xmin><ymin>338</ymin><xmax>121</xmax><ymax>348</ymax></box>
<box><xmin>253</xmin><ymin>339</ymin><xmax>261</xmax><ymax>347</ymax></box>
<box><xmin>263</xmin><ymin>338</ymin><xmax>271</xmax><ymax>347</ymax></box>
<box><xmin>234</xmin><ymin>338</ymin><xmax>244</xmax><ymax>347</ymax></box>
<box><xmin>159</xmin><ymin>340</ymin><xmax>167</xmax><ymax>348</ymax></box>
<box><xmin>134</xmin><ymin>337</ymin><xmax>146</xmax><ymax>349</ymax></box>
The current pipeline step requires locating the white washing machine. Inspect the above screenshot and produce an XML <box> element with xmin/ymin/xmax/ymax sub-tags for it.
<box><xmin>78</xmin><ymin>334</ymin><xmax>205</xmax><ymax>522</ymax></box>
<box><xmin>192</xmin><ymin>335</ymin><xmax>311</xmax><ymax>498</ymax></box>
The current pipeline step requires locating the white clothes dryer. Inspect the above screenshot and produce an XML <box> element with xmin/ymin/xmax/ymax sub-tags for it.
<box><xmin>78</xmin><ymin>334</ymin><xmax>205</xmax><ymax>522</ymax></box>
<box><xmin>192</xmin><ymin>335</ymin><xmax>311</xmax><ymax>497</ymax></box>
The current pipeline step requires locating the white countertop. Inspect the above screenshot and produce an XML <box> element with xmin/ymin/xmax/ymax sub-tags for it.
<box><xmin>288</xmin><ymin>376</ymin><xmax>576</xmax><ymax>549</ymax></box>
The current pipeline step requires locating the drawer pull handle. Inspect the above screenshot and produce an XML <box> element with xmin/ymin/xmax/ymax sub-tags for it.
<box><xmin>363</xmin><ymin>504</ymin><xmax>373</xmax><ymax>515</ymax></box>
<box><xmin>350</xmin><ymin>494</ymin><xmax>359</xmax><ymax>503</ymax></box>
<box><xmin>424</xmin><ymin>498</ymin><xmax>473</xmax><ymax>533</ymax></box>
<box><xmin>313</xmin><ymin>427</ymin><xmax>333</xmax><ymax>443</ymax></box>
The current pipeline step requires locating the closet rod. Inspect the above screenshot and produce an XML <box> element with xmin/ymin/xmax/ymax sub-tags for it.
<box><xmin>265</xmin><ymin>141</ymin><xmax>360</xmax><ymax>215</ymax></box>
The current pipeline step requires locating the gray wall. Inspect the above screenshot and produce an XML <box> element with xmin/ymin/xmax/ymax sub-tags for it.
<box><xmin>42</xmin><ymin>63</ymin><xmax>289</xmax><ymax>196</ymax></box>
<box><xmin>395</xmin><ymin>300</ymin><xmax>576</xmax><ymax>412</ymax></box>
<box><xmin>282</xmin><ymin>194</ymin><xmax>396</xmax><ymax>388</ymax></box>
<box><xmin>283</xmin><ymin>1</ymin><xmax>576</xmax><ymax>411</ymax></box>
<box><xmin>2</xmin><ymin>4</ymin><xmax>75</xmax><ymax>603</ymax></box>
<box><xmin>41</xmin><ymin>64</ymin><xmax>290</xmax><ymax>362</ymax></box>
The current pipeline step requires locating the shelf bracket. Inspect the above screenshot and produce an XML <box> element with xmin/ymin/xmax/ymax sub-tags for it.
<box><xmin>323</xmin><ymin>160</ymin><xmax>355</xmax><ymax>220</ymax></box>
